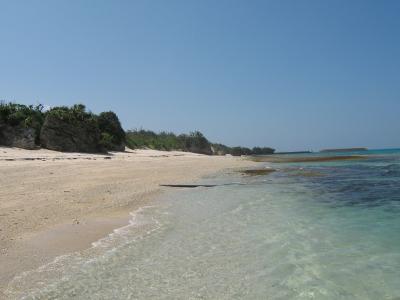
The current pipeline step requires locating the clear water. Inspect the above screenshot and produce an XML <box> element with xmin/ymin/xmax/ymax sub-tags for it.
<box><xmin>6</xmin><ymin>149</ymin><xmax>400</xmax><ymax>299</ymax></box>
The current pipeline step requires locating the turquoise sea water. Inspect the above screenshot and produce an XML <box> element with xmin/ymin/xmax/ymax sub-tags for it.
<box><xmin>6</xmin><ymin>149</ymin><xmax>400</xmax><ymax>299</ymax></box>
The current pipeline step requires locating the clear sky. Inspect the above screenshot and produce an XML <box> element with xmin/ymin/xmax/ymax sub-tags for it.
<box><xmin>1</xmin><ymin>0</ymin><xmax>399</xmax><ymax>151</ymax></box>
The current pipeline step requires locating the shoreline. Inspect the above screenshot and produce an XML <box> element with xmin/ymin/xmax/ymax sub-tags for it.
<box><xmin>0</xmin><ymin>147</ymin><xmax>256</xmax><ymax>297</ymax></box>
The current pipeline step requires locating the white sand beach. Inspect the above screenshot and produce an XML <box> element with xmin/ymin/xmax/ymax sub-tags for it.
<box><xmin>0</xmin><ymin>147</ymin><xmax>255</xmax><ymax>297</ymax></box>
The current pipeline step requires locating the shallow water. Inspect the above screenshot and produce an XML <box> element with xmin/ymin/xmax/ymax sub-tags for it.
<box><xmin>6</xmin><ymin>149</ymin><xmax>400</xmax><ymax>299</ymax></box>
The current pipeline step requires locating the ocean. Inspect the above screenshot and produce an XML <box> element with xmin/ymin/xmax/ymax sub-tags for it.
<box><xmin>6</xmin><ymin>149</ymin><xmax>400</xmax><ymax>299</ymax></box>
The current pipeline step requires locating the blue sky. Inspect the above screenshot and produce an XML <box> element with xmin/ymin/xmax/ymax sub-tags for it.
<box><xmin>1</xmin><ymin>0</ymin><xmax>399</xmax><ymax>151</ymax></box>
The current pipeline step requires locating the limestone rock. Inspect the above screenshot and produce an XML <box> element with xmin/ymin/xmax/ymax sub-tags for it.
<box><xmin>0</xmin><ymin>123</ymin><xmax>37</xmax><ymax>149</ymax></box>
<box><xmin>40</xmin><ymin>114</ymin><xmax>101</xmax><ymax>153</ymax></box>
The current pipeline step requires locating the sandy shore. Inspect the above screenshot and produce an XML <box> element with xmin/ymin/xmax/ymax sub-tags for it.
<box><xmin>0</xmin><ymin>146</ymin><xmax>255</xmax><ymax>297</ymax></box>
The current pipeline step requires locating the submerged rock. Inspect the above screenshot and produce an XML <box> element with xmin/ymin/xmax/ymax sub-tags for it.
<box><xmin>240</xmin><ymin>168</ymin><xmax>276</xmax><ymax>176</ymax></box>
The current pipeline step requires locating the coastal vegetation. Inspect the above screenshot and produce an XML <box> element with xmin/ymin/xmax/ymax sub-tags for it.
<box><xmin>251</xmin><ymin>147</ymin><xmax>276</xmax><ymax>155</ymax></box>
<box><xmin>212</xmin><ymin>145</ymin><xmax>275</xmax><ymax>156</ymax></box>
<box><xmin>126</xmin><ymin>129</ymin><xmax>183</xmax><ymax>151</ymax></box>
<box><xmin>126</xmin><ymin>129</ymin><xmax>275</xmax><ymax>156</ymax></box>
<box><xmin>125</xmin><ymin>130</ymin><xmax>213</xmax><ymax>155</ymax></box>
<box><xmin>1</xmin><ymin>101</ymin><xmax>275</xmax><ymax>155</ymax></box>
<box><xmin>218</xmin><ymin>145</ymin><xmax>275</xmax><ymax>156</ymax></box>
<box><xmin>0</xmin><ymin>102</ymin><xmax>45</xmax><ymax>130</ymax></box>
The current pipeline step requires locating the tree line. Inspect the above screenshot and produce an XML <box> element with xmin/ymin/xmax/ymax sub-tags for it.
<box><xmin>0</xmin><ymin>102</ymin><xmax>275</xmax><ymax>156</ymax></box>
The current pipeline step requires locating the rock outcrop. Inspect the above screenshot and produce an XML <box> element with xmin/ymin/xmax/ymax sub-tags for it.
<box><xmin>0</xmin><ymin>123</ymin><xmax>36</xmax><ymax>149</ymax></box>
<box><xmin>185</xmin><ymin>143</ymin><xmax>213</xmax><ymax>155</ymax></box>
<box><xmin>97</xmin><ymin>111</ymin><xmax>126</xmax><ymax>151</ymax></box>
<box><xmin>40</xmin><ymin>114</ymin><xmax>102</xmax><ymax>153</ymax></box>
<box><xmin>106</xmin><ymin>140</ymin><xmax>125</xmax><ymax>152</ymax></box>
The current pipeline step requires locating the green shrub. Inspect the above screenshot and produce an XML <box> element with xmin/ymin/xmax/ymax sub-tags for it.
<box><xmin>99</xmin><ymin>132</ymin><xmax>114</xmax><ymax>149</ymax></box>
<box><xmin>126</xmin><ymin>129</ymin><xmax>184</xmax><ymax>151</ymax></box>
<box><xmin>46</xmin><ymin>104</ymin><xmax>97</xmax><ymax>124</ymax></box>
<box><xmin>178</xmin><ymin>131</ymin><xmax>212</xmax><ymax>154</ymax></box>
<box><xmin>126</xmin><ymin>130</ymin><xmax>213</xmax><ymax>154</ymax></box>
<box><xmin>251</xmin><ymin>146</ymin><xmax>275</xmax><ymax>155</ymax></box>
<box><xmin>126</xmin><ymin>129</ymin><xmax>275</xmax><ymax>156</ymax></box>
<box><xmin>230</xmin><ymin>146</ymin><xmax>252</xmax><ymax>156</ymax></box>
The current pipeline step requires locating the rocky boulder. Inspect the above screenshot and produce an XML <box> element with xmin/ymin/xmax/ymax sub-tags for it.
<box><xmin>185</xmin><ymin>143</ymin><xmax>213</xmax><ymax>155</ymax></box>
<box><xmin>40</xmin><ymin>112</ymin><xmax>101</xmax><ymax>153</ymax></box>
<box><xmin>97</xmin><ymin>111</ymin><xmax>126</xmax><ymax>151</ymax></box>
<box><xmin>0</xmin><ymin>123</ymin><xmax>37</xmax><ymax>149</ymax></box>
